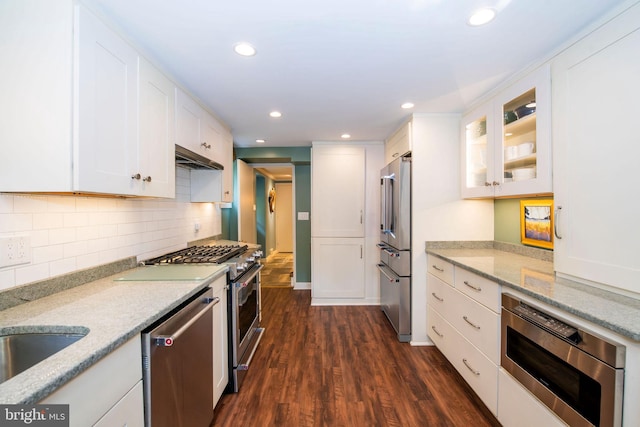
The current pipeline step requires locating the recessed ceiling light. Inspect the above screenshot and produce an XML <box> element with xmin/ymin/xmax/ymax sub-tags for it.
<box><xmin>269</xmin><ymin>111</ymin><xmax>282</xmax><ymax>118</ymax></box>
<box><xmin>401</xmin><ymin>102</ymin><xmax>414</xmax><ymax>109</ymax></box>
<box><xmin>341</xmin><ymin>134</ymin><xmax>351</xmax><ymax>139</ymax></box>
<box><xmin>256</xmin><ymin>139</ymin><xmax>266</xmax><ymax>143</ymax></box>
<box><xmin>234</xmin><ymin>42</ymin><xmax>256</xmax><ymax>57</ymax></box>
<box><xmin>468</xmin><ymin>8</ymin><xmax>496</xmax><ymax>26</ymax></box>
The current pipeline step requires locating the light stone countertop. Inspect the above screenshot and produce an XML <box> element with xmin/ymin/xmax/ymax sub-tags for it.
<box><xmin>425</xmin><ymin>246</ymin><xmax>640</xmax><ymax>342</ymax></box>
<box><xmin>0</xmin><ymin>264</ymin><xmax>228</xmax><ymax>404</ymax></box>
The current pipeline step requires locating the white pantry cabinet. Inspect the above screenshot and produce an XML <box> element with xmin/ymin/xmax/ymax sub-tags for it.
<box><xmin>211</xmin><ymin>275</ymin><xmax>229</xmax><ymax>407</ymax></box>
<box><xmin>41</xmin><ymin>336</ymin><xmax>143</xmax><ymax>427</ymax></box>
<box><xmin>552</xmin><ymin>2</ymin><xmax>640</xmax><ymax>295</ymax></box>
<box><xmin>311</xmin><ymin>144</ymin><xmax>365</xmax><ymax>237</ymax></box>
<box><xmin>0</xmin><ymin>1</ymin><xmax>175</xmax><ymax>197</ymax></box>
<box><xmin>461</xmin><ymin>65</ymin><xmax>552</xmax><ymax>198</ymax></box>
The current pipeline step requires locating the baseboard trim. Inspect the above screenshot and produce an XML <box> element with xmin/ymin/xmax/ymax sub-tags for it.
<box><xmin>293</xmin><ymin>282</ymin><xmax>311</xmax><ymax>290</ymax></box>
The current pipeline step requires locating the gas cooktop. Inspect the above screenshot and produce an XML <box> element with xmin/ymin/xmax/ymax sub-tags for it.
<box><xmin>143</xmin><ymin>244</ymin><xmax>248</xmax><ymax>265</ymax></box>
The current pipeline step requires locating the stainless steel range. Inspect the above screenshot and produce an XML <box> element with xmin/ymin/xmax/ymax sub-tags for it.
<box><xmin>144</xmin><ymin>243</ymin><xmax>264</xmax><ymax>393</ymax></box>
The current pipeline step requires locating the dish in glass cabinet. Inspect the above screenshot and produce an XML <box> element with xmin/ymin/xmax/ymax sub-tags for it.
<box><xmin>515</xmin><ymin>104</ymin><xmax>536</xmax><ymax>119</ymax></box>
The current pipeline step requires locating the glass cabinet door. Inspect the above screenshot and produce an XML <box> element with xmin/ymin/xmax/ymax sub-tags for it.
<box><xmin>462</xmin><ymin>104</ymin><xmax>494</xmax><ymax>198</ymax></box>
<box><xmin>500</xmin><ymin>88</ymin><xmax>538</xmax><ymax>185</ymax></box>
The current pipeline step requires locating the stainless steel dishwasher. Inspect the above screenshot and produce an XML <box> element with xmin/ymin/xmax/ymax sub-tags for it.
<box><xmin>142</xmin><ymin>287</ymin><xmax>217</xmax><ymax>427</ymax></box>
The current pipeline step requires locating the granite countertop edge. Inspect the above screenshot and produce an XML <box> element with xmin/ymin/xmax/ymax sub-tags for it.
<box><xmin>0</xmin><ymin>265</ymin><xmax>228</xmax><ymax>404</ymax></box>
<box><xmin>425</xmin><ymin>242</ymin><xmax>640</xmax><ymax>342</ymax></box>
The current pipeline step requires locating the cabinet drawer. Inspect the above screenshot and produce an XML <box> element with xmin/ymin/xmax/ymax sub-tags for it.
<box><xmin>427</xmin><ymin>308</ymin><xmax>456</xmax><ymax>359</ymax></box>
<box><xmin>427</xmin><ymin>274</ymin><xmax>450</xmax><ymax>313</ymax></box>
<box><xmin>449</xmin><ymin>289</ymin><xmax>500</xmax><ymax>363</ymax></box>
<box><xmin>94</xmin><ymin>380</ymin><xmax>144</xmax><ymax>427</ymax></box>
<box><xmin>454</xmin><ymin>267</ymin><xmax>500</xmax><ymax>313</ymax></box>
<box><xmin>498</xmin><ymin>369</ymin><xmax>567</xmax><ymax>427</ymax></box>
<box><xmin>451</xmin><ymin>333</ymin><xmax>498</xmax><ymax>415</ymax></box>
<box><xmin>427</xmin><ymin>256</ymin><xmax>454</xmax><ymax>285</ymax></box>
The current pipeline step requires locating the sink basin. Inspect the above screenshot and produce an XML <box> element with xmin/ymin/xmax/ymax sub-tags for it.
<box><xmin>0</xmin><ymin>329</ymin><xmax>88</xmax><ymax>385</ymax></box>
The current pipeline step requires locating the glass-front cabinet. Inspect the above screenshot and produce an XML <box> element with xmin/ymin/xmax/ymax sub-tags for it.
<box><xmin>462</xmin><ymin>65</ymin><xmax>552</xmax><ymax>198</ymax></box>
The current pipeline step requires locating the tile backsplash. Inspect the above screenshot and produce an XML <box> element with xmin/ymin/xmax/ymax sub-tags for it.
<box><xmin>0</xmin><ymin>167</ymin><xmax>221</xmax><ymax>291</ymax></box>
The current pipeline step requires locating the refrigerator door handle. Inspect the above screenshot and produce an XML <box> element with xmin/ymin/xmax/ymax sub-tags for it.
<box><xmin>381</xmin><ymin>173</ymin><xmax>395</xmax><ymax>236</ymax></box>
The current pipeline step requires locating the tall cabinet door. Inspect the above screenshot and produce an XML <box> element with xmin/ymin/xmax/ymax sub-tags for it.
<box><xmin>311</xmin><ymin>144</ymin><xmax>365</xmax><ymax>237</ymax></box>
<box><xmin>139</xmin><ymin>58</ymin><xmax>175</xmax><ymax>198</ymax></box>
<box><xmin>75</xmin><ymin>5</ymin><xmax>139</xmax><ymax>195</ymax></box>
<box><xmin>552</xmin><ymin>5</ymin><xmax>640</xmax><ymax>294</ymax></box>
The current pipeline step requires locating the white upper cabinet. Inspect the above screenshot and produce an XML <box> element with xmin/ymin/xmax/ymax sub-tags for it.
<box><xmin>311</xmin><ymin>144</ymin><xmax>365</xmax><ymax>237</ymax></box>
<box><xmin>138</xmin><ymin>58</ymin><xmax>176</xmax><ymax>198</ymax></box>
<box><xmin>176</xmin><ymin>88</ymin><xmax>222</xmax><ymax>163</ymax></box>
<box><xmin>75</xmin><ymin>4</ymin><xmax>140</xmax><ymax>195</ymax></box>
<box><xmin>0</xmin><ymin>2</ymin><xmax>176</xmax><ymax>197</ymax></box>
<box><xmin>384</xmin><ymin>121</ymin><xmax>412</xmax><ymax>164</ymax></box>
<box><xmin>462</xmin><ymin>65</ymin><xmax>552</xmax><ymax>198</ymax></box>
<box><xmin>552</xmin><ymin>2</ymin><xmax>640</xmax><ymax>295</ymax></box>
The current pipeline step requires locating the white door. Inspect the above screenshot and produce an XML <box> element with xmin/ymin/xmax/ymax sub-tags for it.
<box><xmin>275</xmin><ymin>183</ymin><xmax>293</xmax><ymax>252</ymax></box>
<box><xmin>311</xmin><ymin>237</ymin><xmax>365</xmax><ymax>300</ymax></box>
<box><xmin>237</xmin><ymin>159</ymin><xmax>257</xmax><ymax>243</ymax></box>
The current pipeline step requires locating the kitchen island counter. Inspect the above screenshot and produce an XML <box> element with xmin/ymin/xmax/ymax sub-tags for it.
<box><xmin>0</xmin><ymin>264</ymin><xmax>228</xmax><ymax>404</ymax></box>
<box><xmin>426</xmin><ymin>243</ymin><xmax>640</xmax><ymax>342</ymax></box>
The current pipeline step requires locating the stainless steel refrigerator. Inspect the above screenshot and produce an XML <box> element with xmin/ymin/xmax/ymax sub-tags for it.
<box><xmin>378</xmin><ymin>155</ymin><xmax>411</xmax><ymax>342</ymax></box>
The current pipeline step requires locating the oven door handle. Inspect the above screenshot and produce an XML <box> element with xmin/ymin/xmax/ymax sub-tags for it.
<box><xmin>236</xmin><ymin>264</ymin><xmax>264</xmax><ymax>288</ymax></box>
<box><xmin>154</xmin><ymin>296</ymin><xmax>218</xmax><ymax>347</ymax></box>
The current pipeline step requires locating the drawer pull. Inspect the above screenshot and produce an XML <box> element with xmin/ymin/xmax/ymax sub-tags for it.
<box><xmin>463</xmin><ymin>280</ymin><xmax>482</xmax><ymax>292</ymax></box>
<box><xmin>463</xmin><ymin>315</ymin><xmax>481</xmax><ymax>330</ymax></box>
<box><xmin>431</xmin><ymin>292</ymin><xmax>444</xmax><ymax>302</ymax></box>
<box><xmin>431</xmin><ymin>325</ymin><xmax>443</xmax><ymax>338</ymax></box>
<box><xmin>463</xmin><ymin>358</ymin><xmax>480</xmax><ymax>376</ymax></box>
<box><xmin>432</xmin><ymin>265</ymin><xmax>445</xmax><ymax>272</ymax></box>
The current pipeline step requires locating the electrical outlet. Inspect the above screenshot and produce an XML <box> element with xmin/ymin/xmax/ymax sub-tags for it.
<box><xmin>0</xmin><ymin>236</ymin><xmax>31</xmax><ymax>268</ymax></box>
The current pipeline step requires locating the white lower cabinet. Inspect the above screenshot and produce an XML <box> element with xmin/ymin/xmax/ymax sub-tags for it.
<box><xmin>41</xmin><ymin>336</ymin><xmax>143</xmax><ymax>427</ymax></box>
<box><xmin>498</xmin><ymin>368</ymin><xmax>567</xmax><ymax>427</ymax></box>
<box><xmin>211</xmin><ymin>275</ymin><xmax>229</xmax><ymax>407</ymax></box>
<box><xmin>426</xmin><ymin>256</ymin><xmax>499</xmax><ymax>415</ymax></box>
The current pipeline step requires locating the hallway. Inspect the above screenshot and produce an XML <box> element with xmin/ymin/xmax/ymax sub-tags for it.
<box><xmin>260</xmin><ymin>252</ymin><xmax>294</xmax><ymax>288</ymax></box>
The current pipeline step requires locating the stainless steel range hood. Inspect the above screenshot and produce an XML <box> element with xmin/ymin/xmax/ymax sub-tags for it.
<box><xmin>175</xmin><ymin>145</ymin><xmax>224</xmax><ymax>170</ymax></box>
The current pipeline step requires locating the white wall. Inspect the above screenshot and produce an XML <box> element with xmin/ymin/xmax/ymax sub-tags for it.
<box><xmin>410</xmin><ymin>113</ymin><xmax>494</xmax><ymax>345</ymax></box>
<box><xmin>0</xmin><ymin>166</ymin><xmax>222</xmax><ymax>291</ymax></box>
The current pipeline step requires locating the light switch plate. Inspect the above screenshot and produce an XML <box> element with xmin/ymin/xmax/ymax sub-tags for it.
<box><xmin>297</xmin><ymin>212</ymin><xmax>310</xmax><ymax>220</ymax></box>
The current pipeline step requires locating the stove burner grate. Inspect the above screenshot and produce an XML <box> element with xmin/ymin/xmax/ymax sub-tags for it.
<box><xmin>143</xmin><ymin>244</ymin><xmax>248</xmax><ymax>265</ymax></box>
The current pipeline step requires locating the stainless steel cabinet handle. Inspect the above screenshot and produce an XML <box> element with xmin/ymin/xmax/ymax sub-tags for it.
<box><xmin>463</xmin><ymin>280</ymin><xmax>482</xmax><ymax>292</ymax></box>
<box><xmin>463</xmin><ymin>315</ymin><xmax>481</xmax><ymax>330</ymax></box>
<box><xmin>431</xmin><ymin>292</ymin><xmax>444</xmax><ymax>302</ymax></box>
<box><xmin>431</xmin><ymin>325</ymin><xmax>443</xmax><ymax>338</ymax></box>
<box><xmin>131</xmin><ymin>173</ymin><xmax>141</xmax><ymax>180</ymax></box>
<box><xmin>432</xmin><ymin>265</ymin><xmax>444</xmax><ymax>272</ymax></box>
<box><xmin>492</xmin><ymin>181</ymin><xmax>500</xmax><ymax>186</ymax></box>
<box><xmin>154</xmin><ymin>296</ymin><xmax>218</xmax><ymax>347</ymax></box>
<box><xmin>143</xmin><ymin>176</ymin><xmax>152</xmax><ymax>182</ymax></box>
<box><xmin>554</xmin><ymin>206</ymin><xmax>563</xmax><ymax>239</ymax></box>
<box><xmin>462</xmin><ymin>358</ymin><xmax>480</xmax><ymax>376</ymax></box>
<box><xmin>201</xmin><ymin>142</ymin><xmax>211</xmax><ymax>149</ymax></box>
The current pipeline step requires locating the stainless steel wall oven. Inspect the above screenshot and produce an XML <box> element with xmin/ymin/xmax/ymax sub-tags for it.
<box><xmin>501</xmin><ymin>294</ymin><xmax>625</xmax><ymax>427</ymax></box>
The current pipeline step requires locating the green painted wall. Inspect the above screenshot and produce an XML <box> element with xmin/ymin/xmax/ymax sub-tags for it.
<box><xmin>494</xmin><ymin>196</ymin><xmax>554</xmax><ymax>246</ymax></box>
<box><xmin>294</xmin><ymin>165</ymin><xmax>311</xmax><ymax>282</ymax></box>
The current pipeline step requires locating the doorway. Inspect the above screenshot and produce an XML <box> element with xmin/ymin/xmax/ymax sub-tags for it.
<box><xmin>275</xmin><ymin>182</ymin><xmax>293</xmax><ymax>252</ymax></box>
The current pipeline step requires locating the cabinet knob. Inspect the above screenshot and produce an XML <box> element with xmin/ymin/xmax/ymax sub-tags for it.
<box><xmin>201</xmin><ymin>142</ymin><xmax>211</xmax><ymax>149</ymax></box>
<box><xmin>143</xmin><ymin>176</ymin><xmax>152</xmax><ymax>182</ymax></box>
<box><xmin>484</xmin><ymin>182</ymin><xmax>492</xmax><ymax>187</ymax></box>
<box><xmin>492</xmin><ymin>181</ymin><xmax>500</xmax><ymax>186</ymax></box>
<box><xmin>131</xmin><ymin>173</ymin><xmax>141</xmax><ymax>180</ymax></box>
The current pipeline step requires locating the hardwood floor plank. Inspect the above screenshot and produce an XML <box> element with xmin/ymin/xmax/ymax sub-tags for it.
<box><xmin>211</xmin><ymin>288</ymin><xmax>500</xmax><ymax>427</ymax></box>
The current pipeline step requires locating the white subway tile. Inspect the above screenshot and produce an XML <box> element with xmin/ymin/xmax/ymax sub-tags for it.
<box><xmin>32</xmin><ymin>244</ymin><xmax>64</xmax><ymax>264</ymax></box>
<box><xmin>49</xmin><ymin>258</ymin><xmax>78</xmax><ymax>277</ymax></box>
<box><xmin>63</xmin><ymin>241</ymin><xmax>88</xmax><ymax>258</ymax></box>
<box><xmin>13</xmin><ymin>195</ymin><xmax>48</xmax><ymax>213</ymax></box>
<box><xmin>46</xmin><ymin>196</ymin><xmax>76</xmax><ymax>212</ymax></box>
<box><xmin>34</xmin><ymin>212</ymin><xmax>64</xmax><ymax>230</ymax></box>
<box><xmin>0</xmin><ymin>269</ymin><xmax>16</xmax><ymax>291</ymax></box>
<box><xmin>0</xmin><ymin>213</ymin><xmax>33</xmax><ymax>233</ymax></box>
<box><xmin>49</xmin><ymin>228</ymin><xmax>77</xmax><ymax>245</ymax></box>
<box><xmin>15</xmin><ymin>263</ymin><xmax>50</xmax><ymax>286</ymax></box>
<box><xmin>0</xmin><ymin>195</ymin><xmax>14</xmax><ymax>213</ymax></box>
<box><xmin>63</xmin><ymin>212</ymin><xmax>89</xmax><ymax>228</ymax></box>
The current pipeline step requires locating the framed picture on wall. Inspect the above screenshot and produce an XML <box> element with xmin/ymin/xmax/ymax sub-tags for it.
<box><xmin>520</xmin><ymin>199</ymin><xmax>554</xmax><ymax>249</ymax></box>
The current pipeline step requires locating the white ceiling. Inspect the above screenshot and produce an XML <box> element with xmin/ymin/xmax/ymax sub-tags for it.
<box><xmin>85</xmin><ymin>0</ymin><xmax>627</xmax><ymax>148</ymax></box>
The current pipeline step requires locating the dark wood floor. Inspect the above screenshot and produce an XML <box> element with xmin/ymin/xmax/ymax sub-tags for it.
<box><xmin>212</xmin><ymin>288</ymin><xmax>500</xmax><ymax>427</ymax></box>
